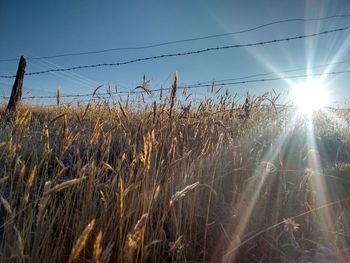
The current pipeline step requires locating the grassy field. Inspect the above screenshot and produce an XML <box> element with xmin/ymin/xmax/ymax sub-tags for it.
<box><xmin>1</xmin><ymin>79</ymin><xmax>350</xmax><ymax>262</ymax></box>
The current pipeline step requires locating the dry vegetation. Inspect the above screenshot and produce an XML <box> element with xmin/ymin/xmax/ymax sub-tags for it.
<box><xmin>1</xmin><ymin>76</ymin><xmax>350</xmax><ymax>262</ymax></box>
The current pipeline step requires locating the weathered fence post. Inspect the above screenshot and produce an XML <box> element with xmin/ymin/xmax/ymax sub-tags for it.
<box><xmin>6</xmin><ymin>56</ymin><xmax>26</xmax><ymax>114</ymax></box>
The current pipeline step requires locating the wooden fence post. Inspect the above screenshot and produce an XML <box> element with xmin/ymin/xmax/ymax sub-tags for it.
<box><xmin>6</xmin><ymin>56</ymin><xmax>26</xmax><ymax>114</ymax></box>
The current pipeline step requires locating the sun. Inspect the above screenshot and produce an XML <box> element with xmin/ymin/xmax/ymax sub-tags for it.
<box><xmin>291</xmin><ymin>79</ymin><xmax>330</xmax><ymax>114</ymax></box>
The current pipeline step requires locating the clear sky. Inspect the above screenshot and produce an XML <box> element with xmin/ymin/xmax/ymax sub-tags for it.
<box><xmin>1</xmin><ymin>0</ymin><xmax>350</xmax><ymax>104</ymax></box>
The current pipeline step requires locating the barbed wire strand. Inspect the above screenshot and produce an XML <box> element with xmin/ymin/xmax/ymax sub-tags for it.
<box><xmin>1</xmin><ymin>14</ymin><xmax>350</xmax><ymax>62</ymax></box>
<box><xmin>2</xmin><ymin>57</ymin><xmax>350</xmax><ymax>95</ymax></box>
<box><xmin>197</xmin><ymin>58</ymin><xmax>350</xmax><ymax>85</ymax></box>
<box><xmin>1</xmin><ymin>68</ymin><xmax>350</xmax><ymax>100</ymax></box>
<box><xmin>156</xmin><ymin>69</ymin><xmax>350</xmax><ymax>93</ymax></box>
<box><xmin>0</xmin><ymin>26</ymin><xmax>349</xmax><ymax>79</ymax></box>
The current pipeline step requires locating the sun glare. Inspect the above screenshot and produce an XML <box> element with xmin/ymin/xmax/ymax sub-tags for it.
<box><xmin>291</xmin><ymin>79</ymin><xmax>330</xmax><ymax>114</ymax></box>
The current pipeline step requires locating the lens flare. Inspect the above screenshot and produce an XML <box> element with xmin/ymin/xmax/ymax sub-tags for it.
<box><xmin>291</xmin><ymin>79</ymin><xmax>330</xmax><ymax>113</ymax></box>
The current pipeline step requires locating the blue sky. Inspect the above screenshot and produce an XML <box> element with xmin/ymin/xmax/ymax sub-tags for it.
<box><xmin>1</xmin><ymin>0</ymin><xmax>350</xmax><ymax>104</ymax></box>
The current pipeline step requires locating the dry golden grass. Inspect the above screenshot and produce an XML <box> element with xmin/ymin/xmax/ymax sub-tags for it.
<box><xmin>0</xmin><ymin>79</ymin><xmax>350</xmax><ymax>262</ymax></box>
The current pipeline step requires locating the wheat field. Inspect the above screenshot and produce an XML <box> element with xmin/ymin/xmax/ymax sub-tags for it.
<box><xmin>0</xmin><ymin>77</ymin><xmax>350</xmax><ymax>262</ymax></box>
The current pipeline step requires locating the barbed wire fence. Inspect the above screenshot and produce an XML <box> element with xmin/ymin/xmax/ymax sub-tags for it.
<box><xmin>1</xmin><ymin>23</ymin><xmax>350</xmax><ymax>111</ymax></box>
<box><xmin>1</xmin><ymin>26</ymin><xmax>349</xmax><ymax>79</ymax></box>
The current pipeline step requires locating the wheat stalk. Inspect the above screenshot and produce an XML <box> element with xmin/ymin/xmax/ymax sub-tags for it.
<box><xmin>123</xmin><ymin>213</ymin><xmax>149</xmax><ymax>262</ymax></box>
<box><xmin>46</xmin><ymin>177</ymin><xmax>87</xmax><ymax>196</ymax></box>
<box><xmin>169</xmin><ymin>72</ymin><xmax>178</xmax><ymax>119</ymax></box>
<box><xmin>22</xmin><ymin>165</ymin><xmax>37</xmax><ymax>207</ymax></box>
<box><xmin>93</xmin><ymin>230</ymin><xmax>103</xmax><ymax>263</ymax></box>
<box><xmin>0</xmin><ymin>195</ymin><xmax>13</xmax><ymax>216</ymax></box>
<box><xmin>118</xmin><ymin>100</ymin><xmax>128</xmax><ymax>118</ymax></box>
<box><xmin>36</xmin><ymin>180</ymin><xmax>52</xmax><ymax>224</ymax></box>
<box><xmin>100</xmin><ymin>242</ymin><xmax>114</xmax><ymax>263</ymax></box>
<box><xmin>13</xmin><ymin>225</ymin><xmax>24</xmax><ymax>260</ymax></box>
<box><xmin>68</xmin><ymin>219</ymin><xmax>96</xmax><ymax>263</ymax></box>
<box><xmin>169</xmin><ymin>181</ymin><xmax>200</xmax><ymax>206</ymax></box>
